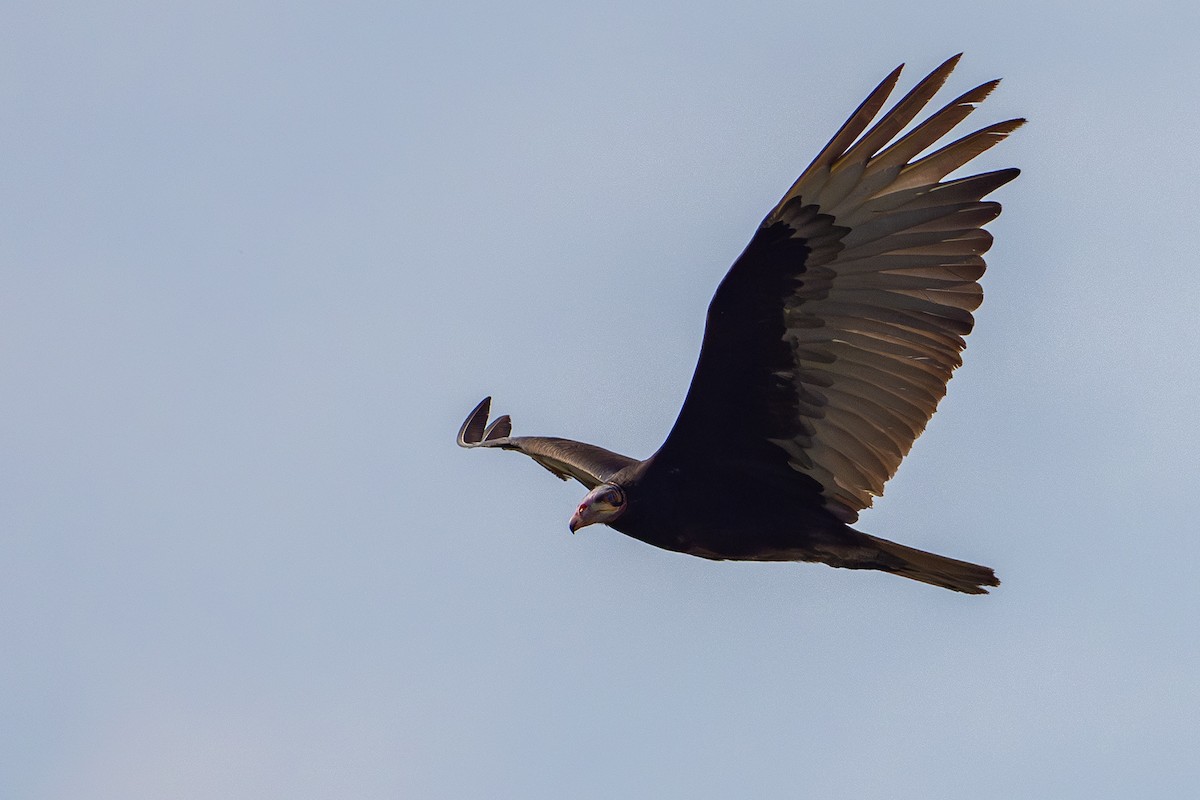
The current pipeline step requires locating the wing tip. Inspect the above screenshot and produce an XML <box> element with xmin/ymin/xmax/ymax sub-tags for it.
<box><xmin>929</xmin><ymin>52</ymin><xmax>962</xmax><ymax>81</ymax></box>
<box><xmin>457</xmin><ymin>396</ymin><xmax>493</xmax><ymax>447</ymax></box>
<box><xmin>484</xmin><ymin>415</ymin><xmax>512</xmax><ymax>441</ymax></box>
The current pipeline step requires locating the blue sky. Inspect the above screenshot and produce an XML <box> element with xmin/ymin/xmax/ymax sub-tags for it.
<box><xmin>4</xmin><ymin>2</ymin><xmax>1199</xmax><ymax>798</ymax></box>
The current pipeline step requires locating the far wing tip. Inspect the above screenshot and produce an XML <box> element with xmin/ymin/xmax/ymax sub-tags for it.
<box><xmin>484</xmin><ymin>415</ymin><xmax>512</xmax><ymax>441</ymax></box>
<box><xmin>457</xmin><ymin>396</ymin><xmax>494</xmax><ymax>447</ymax></box>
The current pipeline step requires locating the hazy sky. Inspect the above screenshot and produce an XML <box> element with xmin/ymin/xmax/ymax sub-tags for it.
<box><xmin>4</xmin><ymin>2</ymin><xmax>1199</xmax><ymax>798</ymax></box>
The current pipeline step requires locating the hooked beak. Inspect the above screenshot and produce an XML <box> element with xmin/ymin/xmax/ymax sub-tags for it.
<box><xmin>568</xmin><ymin>504</ymin><xmax>592</xmax><ymax>534</ymax></box>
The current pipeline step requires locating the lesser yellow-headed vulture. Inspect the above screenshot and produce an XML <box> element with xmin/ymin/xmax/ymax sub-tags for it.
<box><xmin>459</xmin><ymin>56</ymin><xmax>1022</xmax><ymax>593</ymax></box>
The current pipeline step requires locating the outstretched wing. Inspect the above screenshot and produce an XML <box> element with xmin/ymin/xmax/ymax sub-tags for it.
<box><xmin>655</xmin><ymin>55</ymin><xmax>1023</xmax><ymax>523</ymax></box>
<box><xmin>457</xmin><ymin>397</ymin><xmax>638</xmax><ymax>490</ymax></box>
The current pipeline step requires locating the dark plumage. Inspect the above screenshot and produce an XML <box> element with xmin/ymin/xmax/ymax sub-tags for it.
<box><xmin>458</xmin><ymin>56</ymin><xmax>1022</xmax><ymax>593</ymax></box>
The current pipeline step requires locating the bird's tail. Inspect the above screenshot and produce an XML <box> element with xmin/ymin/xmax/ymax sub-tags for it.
<box><xmin>863</xmin><ymin>534</ymin><xmax>999</xmax><ymax>595</ymax></box>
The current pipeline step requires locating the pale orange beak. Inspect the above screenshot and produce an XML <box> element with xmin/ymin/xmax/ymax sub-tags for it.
<box><xmin>568</xmin><ymin>501</ymin><xmax>595</xmax><ymax>533</ymax></box>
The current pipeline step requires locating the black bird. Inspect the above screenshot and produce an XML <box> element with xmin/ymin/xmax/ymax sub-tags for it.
<box><xmin>458</xmin><ymin>56</ymin><xmax>1022</xmax><ymax>593</ymax></box>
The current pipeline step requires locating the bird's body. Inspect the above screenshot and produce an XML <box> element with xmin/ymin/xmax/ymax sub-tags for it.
<box><xmin>458</xmin><ymin>56</ymin><xmax>1022</xmax><ymax>594</ymax></box>
<box><xmin>604</xmin><ymin>454</ymin><xmax>837</xmax><ymax>561</ymax></box>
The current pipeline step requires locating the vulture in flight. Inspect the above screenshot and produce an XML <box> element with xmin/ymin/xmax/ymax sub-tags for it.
<box><xmin>458</xmin><ymin>56</ymin><xmax>1022</xmax><ymax>594</ymax></box>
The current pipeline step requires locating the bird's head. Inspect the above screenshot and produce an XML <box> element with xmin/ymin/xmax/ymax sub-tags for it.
<box><xmin>568</xmin><ymin>483</ymin><xmax>627</xmax><ymax>533</ymax></box>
